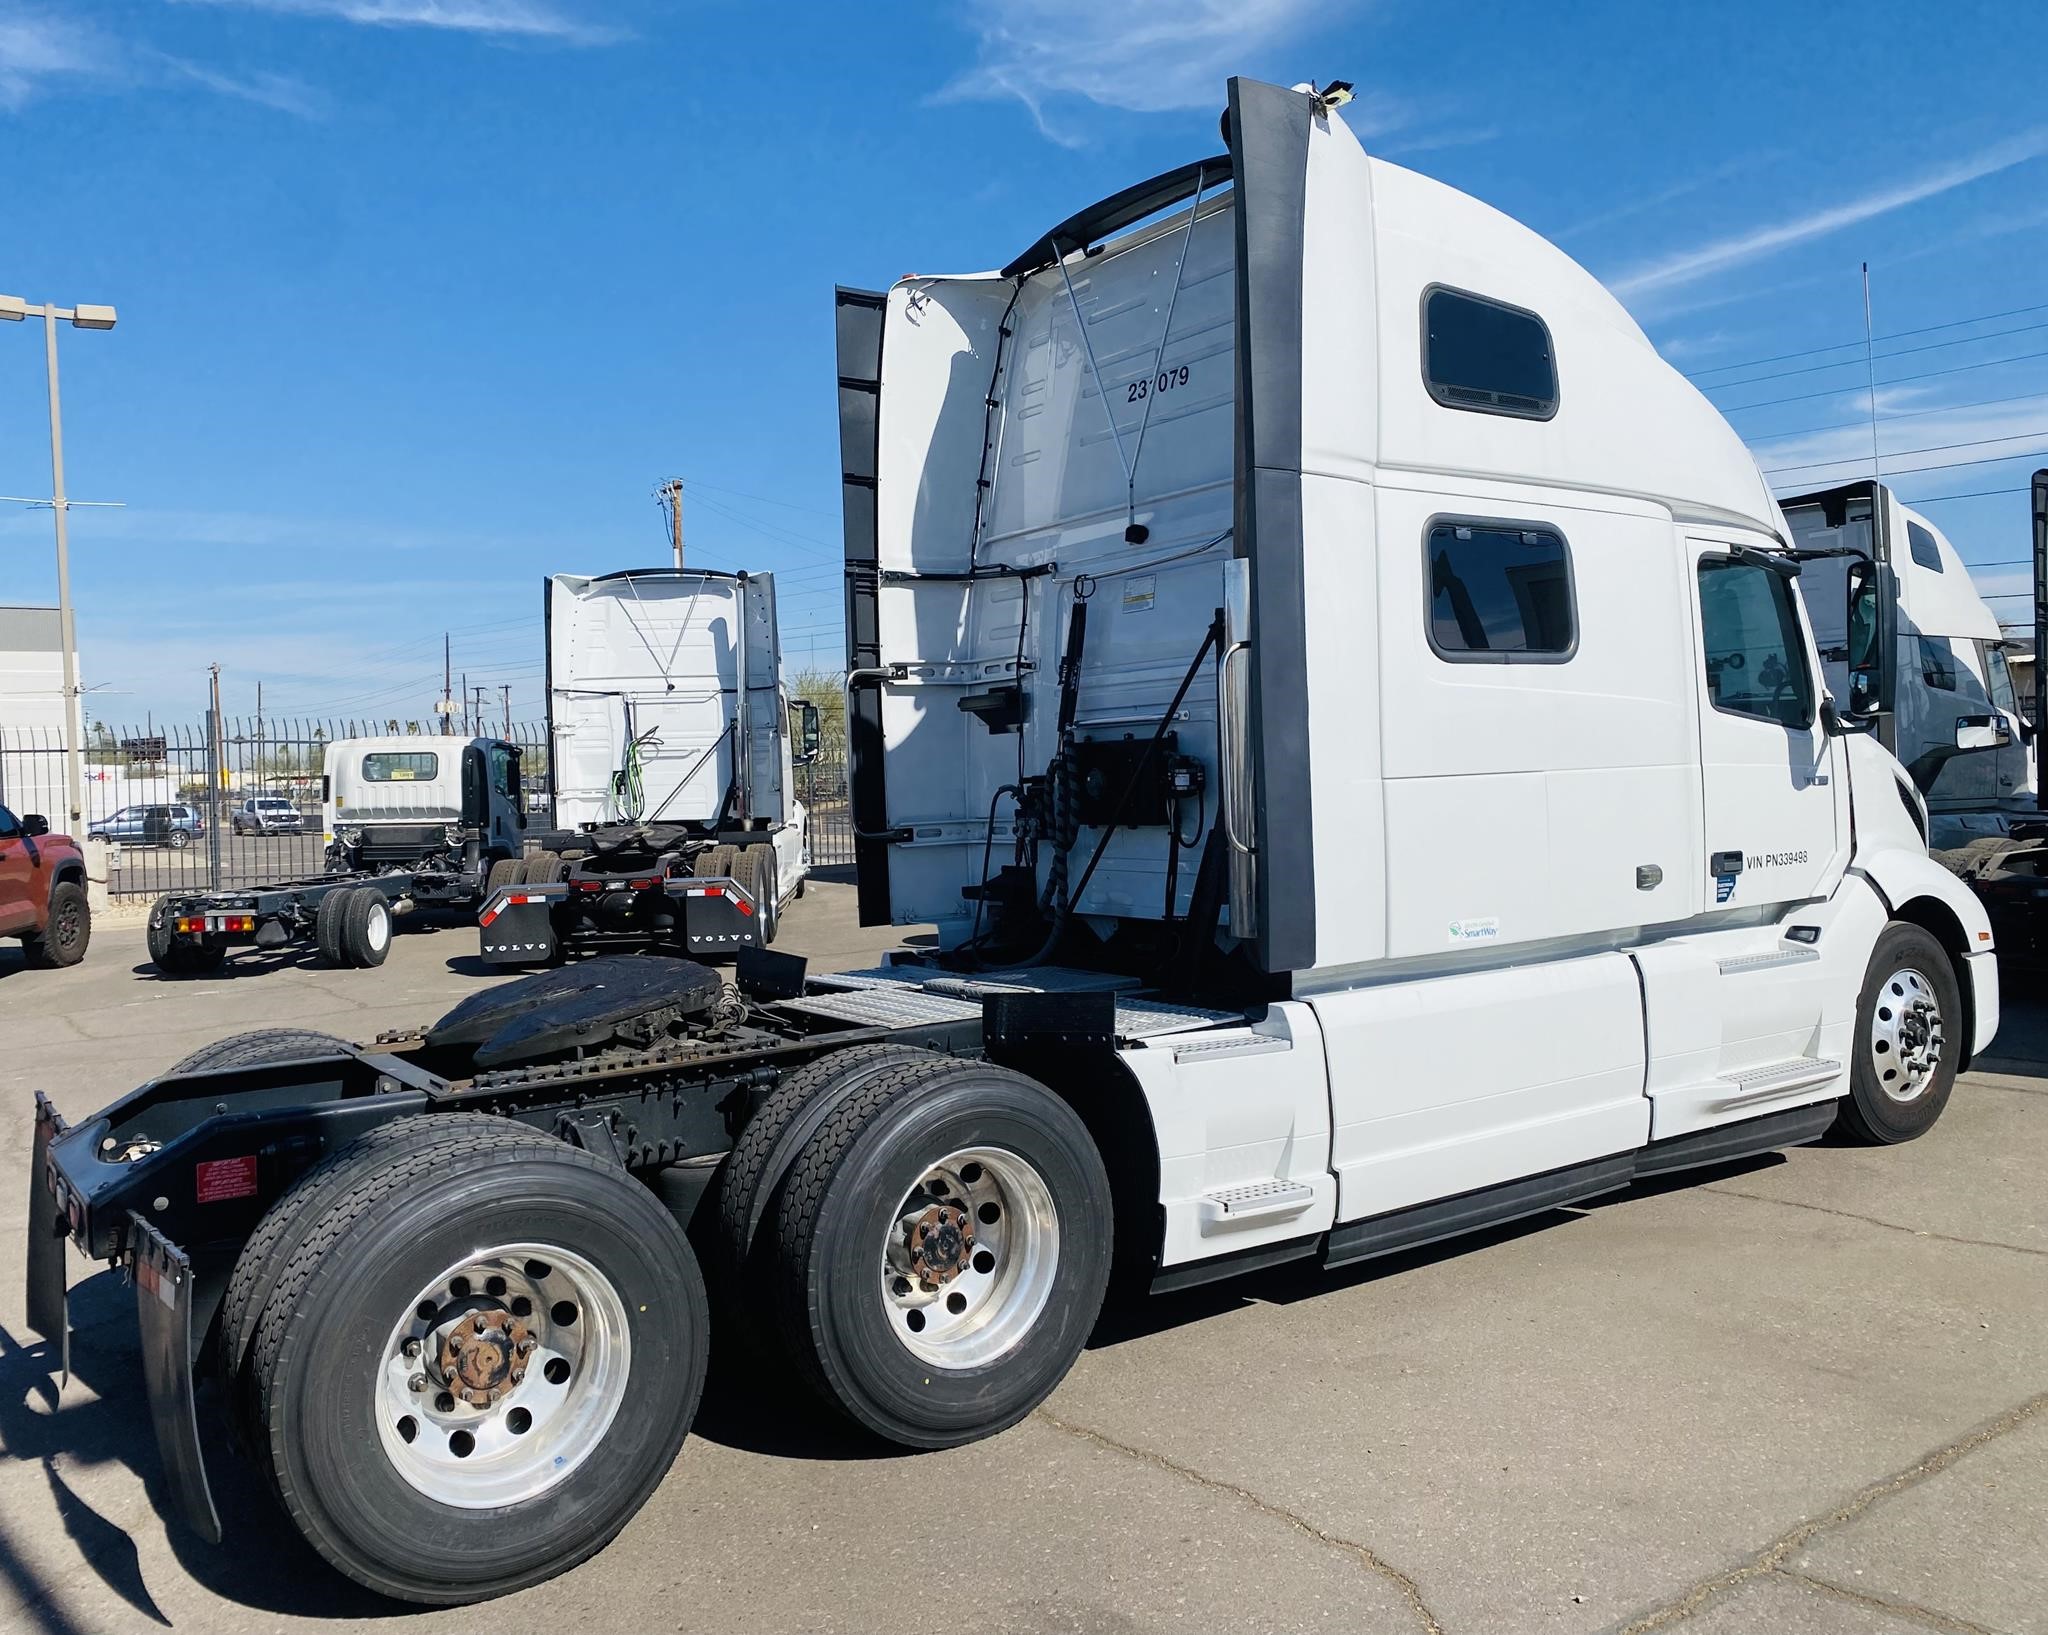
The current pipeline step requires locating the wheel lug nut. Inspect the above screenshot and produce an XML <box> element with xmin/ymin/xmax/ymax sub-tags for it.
<box><xmin>510</xmin><ymin>1368</ymin><xmax>525</xmax><ymax>1384</ymax></box>
<box><xmin>408</xmin><ymin>1372</ymin><xmax>427</xmax><ymax>1393</ymax></box>
<box><xmin>401</xmin><ymin>1338</ymin><xmax>421</xmax><ymax>1359</ymax></box>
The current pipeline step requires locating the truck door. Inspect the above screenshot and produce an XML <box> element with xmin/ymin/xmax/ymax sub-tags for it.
<box><xmin>0</xmin><ymin>806</ymin><xmax>33</xmax><ymax>933</ymax></box>
<box><xmin>1692</xmin><ymin>540</ymin><xmax>1844</xmax><ymax>909</ymax></box>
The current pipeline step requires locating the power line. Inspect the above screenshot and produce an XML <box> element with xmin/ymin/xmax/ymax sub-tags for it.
<box><xmin>1699</xmin><ymin>318</ymin><xmax>2048</xmax><ymax>391</ymax></box>
<box><xmin>1684</xmin><ymin>300</ymin><xmax>2048</xmax><ymax>380</ymax></box>
<box><xmin>1903</xmin><ymin>485</ymin><xmax>2032</xmax><ymax>505</ymax></box>
<box><xmin>681</xmin><ymin>477</ymin><xmax>839</xmax><ymax>518</ymax></box>
<box><xmin>1753</xmin><ymin>388</ymin><xmax>2048</xmax><ymax>444</ymax></box>
<box><xmin>1763</xmin><ymin>426</ymin><xmax>2048</xmax><ymax>475</ymax></box>
<box><xmin>1722</xmin><ymin>347</ymin><xmax>2048</xmax><ymax>413</ymax></box>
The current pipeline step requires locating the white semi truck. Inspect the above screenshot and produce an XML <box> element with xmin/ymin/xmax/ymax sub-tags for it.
<box><xmin>30</xmin><ymin>78</ymin><xmax>1998</xmax><ymax>1605</ymax></box>
<box><xmin>479</xmin><ymin>568</ymin><xmax>819</xmax><ymax>962</ymax></box>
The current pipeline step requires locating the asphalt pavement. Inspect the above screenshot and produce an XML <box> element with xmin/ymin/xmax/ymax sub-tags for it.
<box><xmin>0</xmin><ymin>883</ymin><xmax>2041</xmax><ymax>1634</ymax></box>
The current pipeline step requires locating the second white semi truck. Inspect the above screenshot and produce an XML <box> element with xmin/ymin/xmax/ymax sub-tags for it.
<box><xmin>29</xmin><ymin>77</ymin><xmax>2000</xmax><ymax>1606</ymax></box>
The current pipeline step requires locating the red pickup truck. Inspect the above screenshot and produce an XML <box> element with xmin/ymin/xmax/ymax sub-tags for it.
<box><xmin>0</xmin><ymin>804</ymin><xmax>91</xmax><ymax>967</ymax></box>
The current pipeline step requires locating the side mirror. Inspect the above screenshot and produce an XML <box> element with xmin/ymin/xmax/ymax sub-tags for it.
<box><xmin>1820</xmin><ymin>698</ymin><xmax>1877</xmax><ymax>737</ymax></box>
<box><xmin>796</xmin><ymin>700</ymin><xmax>822</xmax><ymax>765</ymax></box>
<box><xmin>1955</xmin><ymin>714</ymin><xmax>2013</xmax><ymax>751</ymax></box>
<box><xmin>21</xmin><ymin>813</ymin><xmax>49</xmax><ymax>837</ymax></box>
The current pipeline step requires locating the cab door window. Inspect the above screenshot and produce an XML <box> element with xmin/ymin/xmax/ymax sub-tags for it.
<box><xmin>1698</xmin><ymin>558</ymin><xmax>1815</xmax><ymax>729</ymax></box>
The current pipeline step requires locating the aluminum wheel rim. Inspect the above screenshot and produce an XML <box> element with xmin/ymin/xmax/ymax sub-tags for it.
<box><xmin>879</xmin><ymin>1146</ymin><xmax>1058</xmax><ymax>1370</ymax></box>
<box><xmin>1871</xmin><ymin>966</ymin><xmax>1944</xmax><ymax>1104</ymax></box>
<box><xmin>374</xmin><ymin>1242</ymin><xmax>631</xmax><ymax>1508</ymax></box>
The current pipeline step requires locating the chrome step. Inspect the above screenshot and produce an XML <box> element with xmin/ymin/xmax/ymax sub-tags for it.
<box><xmin>1199</xmin><ymin>1180</ymin><xmax>1316</xmax><ymax>1226</ymax></box>
<box><xmin>1713</xmin><ymin>1057</ymin><xmax>1843</xmax><ymax>1111</ymax></box>
<box><xmin>1717</xmin><ymin>946</ymin><xmax>1822</xmax><ymax>976</ymax></box>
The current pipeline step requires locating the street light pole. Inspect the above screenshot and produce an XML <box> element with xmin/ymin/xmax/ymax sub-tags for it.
<box><xmin>2</xmin><ymin>294</ymin><xmax>118</xmax><ymax>832</ymax></box>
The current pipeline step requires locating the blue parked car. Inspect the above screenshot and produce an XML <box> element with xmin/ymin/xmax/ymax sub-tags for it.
<box><xmin>88</xmin><ymin>803</ymin><xmax>206</xmax><ymax>849</ymax></box>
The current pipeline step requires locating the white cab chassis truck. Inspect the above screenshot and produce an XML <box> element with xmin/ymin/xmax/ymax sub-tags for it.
<box><xmin>478</xmin><ymin>568</ymin><xmax>819</xmax><ymax>964</ymax></box>
<box><xmin>144</xmin><ymin>734</ymin><xmax>530</xmax><ymax>974</ymax></box>
<box><xmin>26</xmin><ymin>79</ymin><xmax>1998</xmax><ymax>1605</ymax></box>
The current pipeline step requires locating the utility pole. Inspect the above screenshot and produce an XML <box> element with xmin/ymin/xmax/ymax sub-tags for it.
<box><xmin>442</xmin><ymin>632</ymin><xmax>453</xmax><ymax>735</ymax></box>
<box><xmin>207</xmin><ymin>663</ymin><xmax>225</xmax><ymax>888</ymax></box>
<box><xmin>1</xmin><ymin>295</ymin><xmax>118</xmax><ymax>828</ymax></box>
<box><xmin>660</xmin><ymin>478</ymin><xmax>684</xmax><ymax>570</ymax></box>
<box><xmin>500</xmin><ymin>683</ymin><xmax>511</xmax><ymax>737</ymax></box>
<box><xmin>255</xmin><ymin>679</ymin><xmax>264</xmax><ymax>790</ymax></box>
<box><xmin>469</xmin><ymin>682</ymin><xmax>486</xmax><ymax>735</ymax></box>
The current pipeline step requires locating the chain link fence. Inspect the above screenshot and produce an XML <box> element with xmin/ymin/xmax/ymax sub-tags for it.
<box><xmin>3</xmin><ymin>713</ymin><xmax>851</xmax><ymax>896</ymax></box>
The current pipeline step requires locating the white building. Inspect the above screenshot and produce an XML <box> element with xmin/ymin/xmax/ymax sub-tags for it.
<box><xmin>0</xmin><ymin>604</ymin><xmax>79</xmax><ymax>820</ymax></box>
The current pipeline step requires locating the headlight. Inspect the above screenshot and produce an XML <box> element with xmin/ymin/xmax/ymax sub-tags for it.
<box><xmin>444</xmin><ymin>824</ymin><xmax>465</xmax><ymax>846</ymax></box>
<box><xmin>337</xmin><ymin>826</ymin><xmax>363</xmax><ymax>846</ymax></box>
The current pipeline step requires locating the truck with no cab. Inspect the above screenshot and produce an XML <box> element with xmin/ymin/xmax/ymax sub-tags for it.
<box><xmin>27</xmin><ymin>77</ymin><xmax>1999</xmax><ymax>1605</ymax></box>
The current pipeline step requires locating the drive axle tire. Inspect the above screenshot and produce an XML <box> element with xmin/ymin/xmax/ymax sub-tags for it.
<box><xmin>146</xmin><ymin>895</ymin><xmax>224</xmax><ymax>975</ymax></box>
<box><xmin>713</xmin><ymin>1045</ymin><xmax>945</xmax><ymax>1304</ymax></box>
<box><xmin>730</xmin><ymin>844</ymin><xmax>778</xmax><ymax>945</ymax></box>
<box><xmin>1834</xmin><ymin>922</ymin><xmax>1963</xmax><ymax>1145</ymax></box>
<box><xmin>692</xmin><ymin>844</ymin><xmax>736</xmax><ymax>881</ymax></box>
<box><xmin>526</xmin><ymin>854</ymin><xmax>569</xmax><ymax>886</ymax></box>
<box><xmin>216</xmin><ymin>1111</ymin><xmax>535</xmax><ymax>1451</ymax></box>
<box><xmin>770</xmin><ymin>1059</ymin><xmax>1112</xmax><ymax>1449</ymax></box>
<box><xmin>247</xmin><ymin>1117</ymin><xmax>709</xmax><ymax>1604</ymax></box>
<box><xmin>165</xmin><ymin>1027</ymin><xmax>352</xmax><ymax>1077</ymax></box>
<box><xmin>314</xmin><ymin>889</ymin><xmax>354</xmax><ymax>967</ymax></box>
<box><xmin>340</xmin><ymin>889</ymin><xmax>393</xmax><ymax>968</ymax></box>
<box><xmin>23</xmin><ymin>880</ymin><xmax>90</xmax><ymax>968</ymax></box>
<box><xmin>484</xmin><ymin>858</ymin><xmax>526</xmax><ymax>896</ymax></box>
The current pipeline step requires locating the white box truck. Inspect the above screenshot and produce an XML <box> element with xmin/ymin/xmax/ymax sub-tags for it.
<box><xmin>29</xmin><ymin>78</ymin><xmax>2000</xmax><ymax>1606</ymax></box>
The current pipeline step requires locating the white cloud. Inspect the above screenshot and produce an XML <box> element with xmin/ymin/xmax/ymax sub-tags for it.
<box><xmin>935</xmin><ymin>0</ymin><xmax>1327</xmax><ymax>145</ymax></box>
<box><xmin>1611</xmin><ymin>129</ymin><xmax>2048</xmax><ymax>299</ymax></box>
<box><xmin>0</xmin><ymin>8</ymin><xmax>113</xmax><ymax>107</ymax></box>
<box><xmin>0</xmin><ymin>3</ymin><xmax>321</xmax><ymax>113</ymax></box>
<box><xmin>172</xmin><ymin>0</ymin><xmax>619</xmax><ymax>43</ymax></box>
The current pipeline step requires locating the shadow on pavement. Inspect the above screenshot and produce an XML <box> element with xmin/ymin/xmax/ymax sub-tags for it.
<box><xmin>0</xmin><ymin>1270</ymin><xmax>399</xmax><ymax>1626</ymax></box>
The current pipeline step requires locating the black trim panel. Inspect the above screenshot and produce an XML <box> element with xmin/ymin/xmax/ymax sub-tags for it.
<box><xmin>1002</xmin><ymin>155</ymin><xmax>1232</xmax><ymax>279</ymax></box>
<box><xmin>1325</xmin><ymin>1151</ymin><xmax>1636</xmax><ymax>1267</ymax></box>
<box><xmin>1227</xmin><ymin>76</ymin><xmax>1316</xmax><ymax>975</ymax></box>
<box><xmin>1633</xmin><ymin>1100</ymin><xmax>1835</xmax><ymax>1178</ymax></box>
<box><xmin>835</xmin><ymin>286</ymin><xmax>893</xmax><ymax>925</ymax></box>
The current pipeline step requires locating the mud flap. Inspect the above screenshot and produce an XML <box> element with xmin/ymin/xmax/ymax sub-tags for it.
<box><xmin>680</xmin><ymin>879</ymin><xmax>759</xmax><ymax>955</ymax></box>
<box><xmin>129</xmin><ymin>1213</ymin><xmax>223</xmax><ymax>1545</ymax></box>
<box><xmin>478</xmin><ymin>891</ymin><xmax>560</xmax><ymax>966</ymax></box>
<box><xmin>25</xmin><ymin>1094</ymin><xmax>69</xmax><ymax>1382</ymax></box>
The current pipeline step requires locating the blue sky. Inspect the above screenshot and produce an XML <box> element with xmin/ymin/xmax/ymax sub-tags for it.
<box><xmin>2</xmin><ymin>0</ymin><xmax>2046</xmax><ymax>729</ymax></box>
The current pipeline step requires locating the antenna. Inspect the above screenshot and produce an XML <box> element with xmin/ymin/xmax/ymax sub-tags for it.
<box><xmin>1862</xmin><ymin>263</ymin><xmax>1882</xmax><ymax>481</ymax></box>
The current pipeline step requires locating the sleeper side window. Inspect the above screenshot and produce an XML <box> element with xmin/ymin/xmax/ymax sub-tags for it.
<box><xmin>1906</xmin><ymin>521</ymin><xmax>1944</xmax><ymax>573</ymax></box>
<box><xmin>1698</xmin><ymin>558</ymin><xmax>1815</xmax><ymax>729</ymax></box>
<box><xmin>1422</xmin><ymin>286</ymin><xmax>1558</xmax><ymax>420</ymax></box>
<box><xmin>1426</xmin><ymin>521</ymin><xmax>1575</xmax><ymax>661</ymax></box>
<box><xmin>1918</xmin><ymin>638</ymin><xmax>1957</xmax><ymax>693</ymax></box>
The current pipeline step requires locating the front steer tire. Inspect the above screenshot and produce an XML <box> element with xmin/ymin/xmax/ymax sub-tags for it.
<box><xmin>246</xmin><ymin>1116</ymin><xmax>709</xmax><ymax>1604</ymax></box>
<box><xmin>1833</xmin><ymin>922</ymin><xmax>1963</xmax><ymax>1146</ymax></box>
<box><xmin>770</xmin><ymin>1058</ymin><xmax>1112</xmax><ymax>1449</ymax></box>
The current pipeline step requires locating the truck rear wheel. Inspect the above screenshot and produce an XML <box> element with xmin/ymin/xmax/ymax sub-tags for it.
<box><xmin>165</xmin><ymin>1028</ymin><xmax>352</xmax><ymax>1077</ymax></box>
<box><xmin>1834</xmin><ymin>922</ymin><xmax>1962</xmax><ymax>1145</ymax></box>
<box><xmin>314</xmin><ymin>889</ymin><xmax>354</xmax><ymax>966</ymax></box>
<box><xmin>246</xmin><ymin>1118</ymin><xmax>709</xmax><ymax>1604</ymax></box>
<box><xmin>730</xmin><ymin>844</ymin><xmax>778</xmax><ymax>944</ymax></box>
<box><xmin>526</xmin><ymin>854</ymin><xmax>570</xmax><ymax>886</ymax></box>
<box><xmin>218</xmin><ymin>1112</ymin><xmax>537</xmax><ymax>1449</ymax></box>
<box><xmin>770</xmin><ymin>1059</ymin><xmax>1111</xmax><ymax>1448</ymax></box>
<box><xmin>712</xmin><ymin>1045</ymin><xmax>945</xmax><ymax>1306</ymax></box>
<box><xmin>147</xmin><ymin>895</ymin><xmax>224</xmax><ymax>975</ymax></box>
<box><xmin>340</xmin><ymin>889</ymin><xmax>393</xmax><ymax>968</ymax></box>
<box><xmin>692</xmin><ymin>844</ymin><xmax>736</xmax><ymax>881</ymax></box>
<box><xmin>485</xmin><ymin>857</ymin><xmax>526</xmax><ymax>895</ymax></box>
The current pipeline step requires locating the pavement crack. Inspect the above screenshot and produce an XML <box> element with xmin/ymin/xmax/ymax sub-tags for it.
<box><xmin>1034</xmin><ymin>1408</ymin><xmax>1444</xmax><ymax>1635</ymax></box>
<box><xmin>1702</xmin><ymin>1186</ymin><xmax>2048</xmax><ymax>1258</ymax></box>
<box><xmin>1771</xmin><ymin>1568</ymin><xmax>1997</xmax><ymax>1635</ymax></box>
<box><xmin>1613</xmin><ymin>1388</ymin><xmax>2048</xmax><ymax>1634</ymax></box>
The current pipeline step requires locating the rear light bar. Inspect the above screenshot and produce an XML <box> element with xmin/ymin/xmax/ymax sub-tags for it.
<box><xmin>175</xmin><ymin>914</ymin><xmax>255</xmax><ymax>935</ymax></box>
<box><xmin>479</xmin><ymin>891</ymin><xmax>548</xmax><ymax>928</ymax></box>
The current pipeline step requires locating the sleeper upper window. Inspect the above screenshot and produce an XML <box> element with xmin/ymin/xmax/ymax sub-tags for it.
<box><xmin>1422</xmin><ymin>286</ymin><xmax>1558</xmax><ymax>419</ymax></box>
<box><xmin>1698</xmin><ymin>558</ymin><xmax>1815</xmax><ymax>729</ymax></box>
<box><xmin>1906</xmin><ymin>521</ymin><xmax>1945</xmax><ymax>573</ymax></box>
<box><xmin>1427</xmin><ymin>521</ymin><xmax>1575</xmax><ymax>660</ymax></box>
